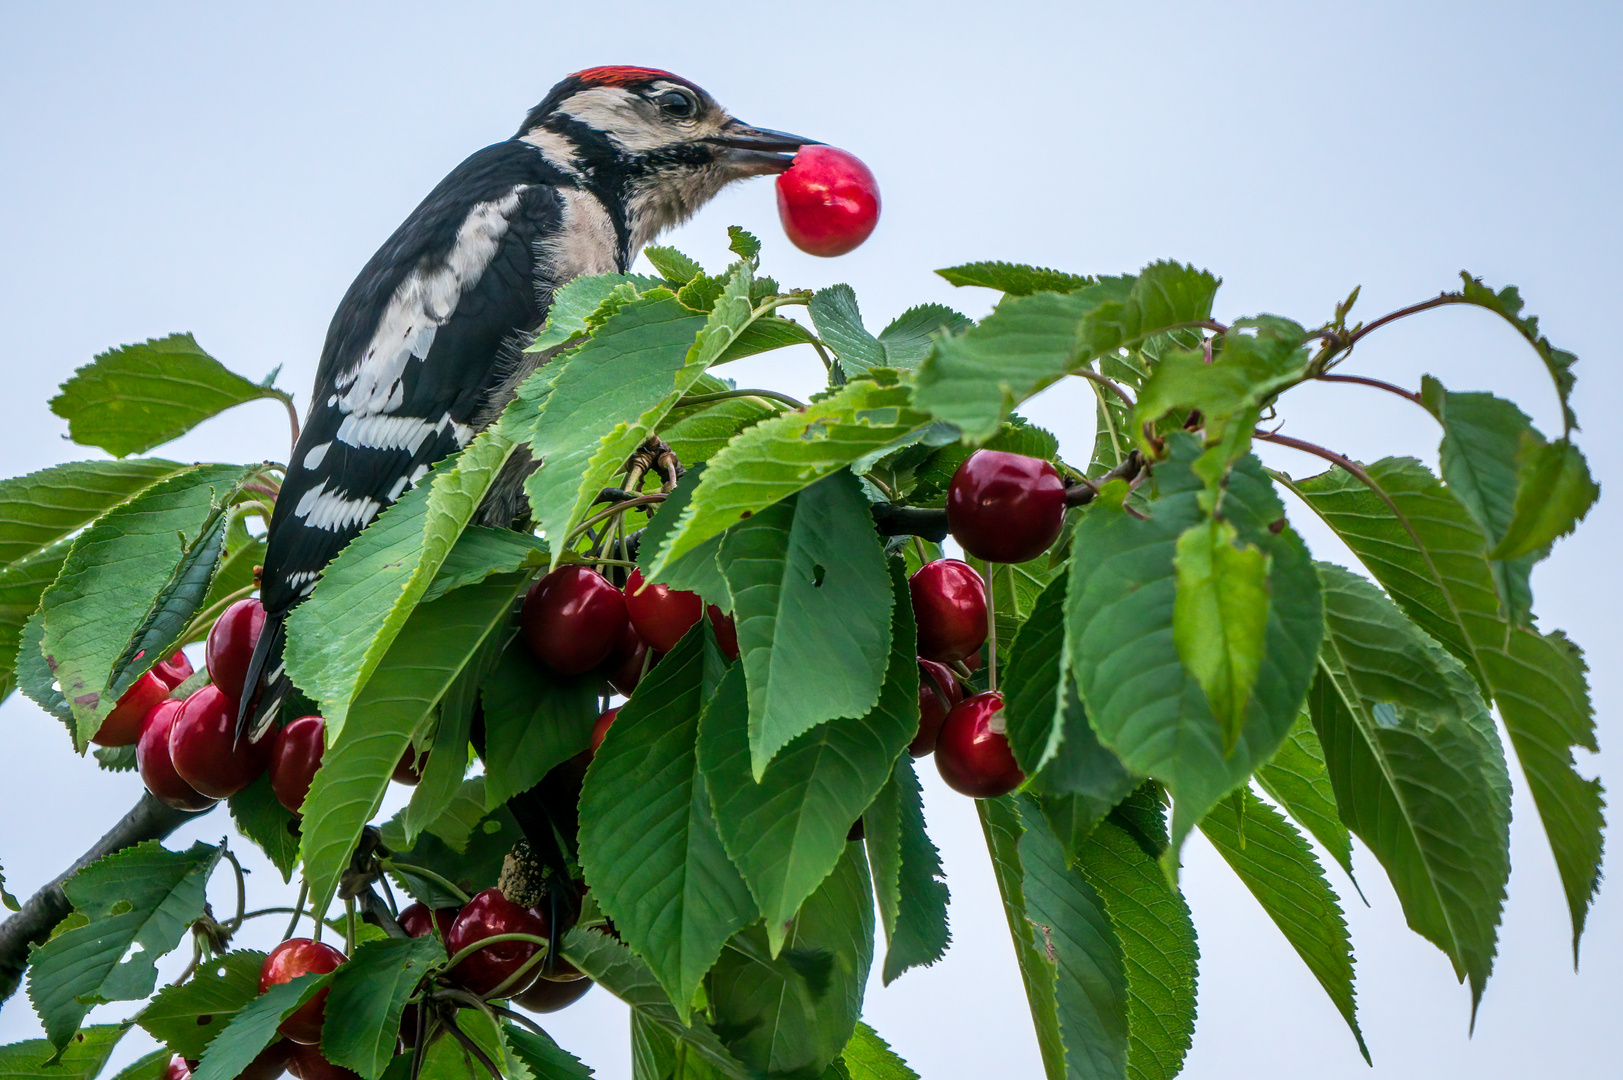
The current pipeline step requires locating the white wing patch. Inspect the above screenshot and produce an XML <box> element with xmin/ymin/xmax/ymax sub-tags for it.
<box><xmin>333</xmin><ymin>187</ymin><xmax>528</xmax><ymax>419</ymax></box>
<box><xmin>292</xmin><ymin>481</ymin><xmax>384</xmax><ymax>533</ymax></box>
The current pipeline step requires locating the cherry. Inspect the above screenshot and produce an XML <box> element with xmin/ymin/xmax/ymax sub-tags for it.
<box><xmin>392</xmin><ymin>745</ymin><xmax>426</xmax><ymax>786</ymax></box>
<box><xmin>94</xmin><ymin>673</ymin><xmax>172</xmax><ymax>747</ymax></box>
<box><xmin>623</xmin><ymin>568</ymin><xmax>703</xmax><ymax>653</ymax></box>
<box><xmin>946</xmin><ymin>450</ymin><xmax>1067</xmax><ymax>564</ymax></box>
<box><xmin>164</xmin><ymin>1056</ymin><xmax>191</xmax><ymax>1080</ymax></box>
<box><xmin>397</xmin><ymin>902</ymin><xmax>457</xmax><ymax>940</ymax></box>
<box><xmin>259</xmin><ymin>938</ymin><xmax>346</xmax><ymax>1044</ymax></box>
<box><xmin>935</xmin><ymin>692</ymin><xmax>1024</xmax><ymax>798</ymax></box>
<box><xmin>445</xmin><ymin>888</ymin><xmax>548</xmax><ymax>996</ymax></box>
<box><xmin>287</xmin><ymin>1044</ymin><xmax>359</xmax><ymax>1080</ymax></box>
<box><xmin>776</xmin><ymin>146</ymin><xmax>881</xmax><ymax>257</ymax></box>
<box><xmin>238</xmin><ymin>1042</ymin><xmax>295</xmax><ymax>1080</ymax></box>
<box><xmin>153</xmin><ymin>650</ymin><xmax>194</xmax><ymax>688</ymax></box>
<box><xmin>589</xmin><ymin>707</ymin><xmax>620</xmax><ymax>756</ymax></box>
<box><xmin>513</xmin><ymin>974</ymin><xmax>593</xmax><ymax>1013</ymax></box>
<box><xmin>909</xmin><ymin>560</ymin><xmax>987</xmax><ymax>663</ymax></box>
<box><xmin>269</xmin><ymin>716</ymin><xmax>325</xmax><ymax>814</ymax></box>
<box><xmin>207</xmin><ymin>598</ymin><xmax>267</xmax><ymax>702</ymax></box>
<box><xmin>169</xmin><ymin>684</ymin><xmax>271</xmax><ymax>799</ymax></box>
<box><xmin>604</xmin><ymin>619</ymin><xmax>654</xmax><ymax>696</ymax></box>
<box><xmin>137</xmin><ymin>700</ymin><xmax>216</xmax><ymax>812</ymax></box>
<box><xmin>708</xmin><ymin>605</ymin><xmax>739</xmax><ymax>661</ymax></box>
<box><xmin>521</xmin><ymin>567</ymin><xmax>629</xmax><ymax>675</ymax></box>
<box><xmin>910</xmin><ymin>659</ymin><xmax>962</xmax><ymax>758</ymax></box>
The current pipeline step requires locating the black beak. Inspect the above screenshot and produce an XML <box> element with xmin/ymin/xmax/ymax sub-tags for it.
<box><xmin>707</xmin><ymin>122</ymin><xmax>819</xmax><ymax>174</ymax></box>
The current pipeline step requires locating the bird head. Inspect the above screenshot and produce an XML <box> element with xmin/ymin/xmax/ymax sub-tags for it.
<box><xmin>518</xmin><ymin>66</ymin><xmax>816</xmax><ymax>248</ymax></box>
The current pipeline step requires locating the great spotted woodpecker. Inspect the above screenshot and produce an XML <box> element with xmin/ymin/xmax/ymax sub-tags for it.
<box><xmin>238</xmin><ymin>67</ymin><xmax>813</xmax><ymax>738</ymax></box>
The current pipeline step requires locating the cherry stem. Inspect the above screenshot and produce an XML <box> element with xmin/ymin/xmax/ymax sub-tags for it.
<box><xmin>181</xmin><ymin>584</ymin><xmax>258</xmax><ymax>644</ymax></box>
<box><xmin>1345</xmin><ymin>294</ymin><xmax>1468</xmax><ymax>347</ymax></box>
<box><xmin>221</xmin><ymin>847</ymin><xmax>247</xmax><ymax>928</ymax></box>
<box><xmin>482</xmin><ymin>945</ymin><xmax>549</xmax><ymax>1001</ymax></box>
<box><xmin>441</xmin><ymin>932</ymin><xmax>553</xmax><ymax>973</ymax></box>
<box><xmin>345</xmin><ymin>898</ymin><xmax>358</xmax><ymax>955</ymax></box>
<box><xmin>483</xmin><ymin>1001</ymin><xmax>549</xmax><ymax>1039</ymax></box>
<box><xmin>1314</xmin><ymin>372</ymin><xmax>1424</xmax><ymax>406</ymax></box>
<box><xmin>1073</xmin><ymin>369</ymin><xmax>1136</xmax><ymax>408</ymax></box>
<box><xmin>275</xmin><ymin>391</ymin><xmax>301</xmax><ymax>460</ymax></box>
<box><xmin>675</xmin><ymin>388</ymin><xmax>805</xmax><ymax>411</ymax></box>
<box><xmin>443</xmin><ymin>1013</ymin><xmax>504</xmax><ymax>1080</ymax></box>
<box><xmin>984</xmin><ymin>566</ymin><xmax>999</xmax><ymax>694</ymax></box>
<box><xmin>568</xmin><ymin>494</ymin><xmax>666</xmax><ymax>545</ymax></box>
<box><xmin>384</xmin><ymin>861</ymin><xmax>472</xmax><ymax>905</ymax></box>
<box><xmin>285</xmin><ymin>881</ymin><xmax>308</xmax><ymax>940</ymax></box>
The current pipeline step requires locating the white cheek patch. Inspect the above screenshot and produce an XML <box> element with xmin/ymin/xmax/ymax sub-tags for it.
<box><xmin>334</xmin><ymin>188</ymin><xmax>527</xmax><ymax>418</ymax></box>
<box><xmin>292</xmin><ymin>481</ymin><xmax>384</xmax><ymax>532</ymax></box>
<box><xmin>559</xmin><ymin>87</ymin><xmax>676</xmax><ymax>152</ymax></box>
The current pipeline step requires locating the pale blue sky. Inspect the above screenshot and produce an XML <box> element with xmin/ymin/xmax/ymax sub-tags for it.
<box><xmin>2</xmin><ymin>3</ymin><xmax>1620</xmax><ymax>1077</ymax></box>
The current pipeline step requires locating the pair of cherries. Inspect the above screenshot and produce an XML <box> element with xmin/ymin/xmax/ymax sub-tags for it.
<box><xmin>521</xmin><ymin>565</ymin><xmax>737</xmax><ymax>691</ymax></box>
<box><xmin>396</xmin><ymin>891</ymin><xmax>590</xmax><ymax>1011</ymax></box>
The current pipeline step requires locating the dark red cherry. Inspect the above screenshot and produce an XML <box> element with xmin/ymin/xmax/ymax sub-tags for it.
<box><xmin>512</xmin><ymin>975</ymin><xmax>593</xmax><ymax>1013</ymax></box>
<box><xmin>206</xmin><ymin>598</ymin><xmax>267</xmax><ymax>702</ymax></box>
<box><xmin>169</xmin><ymin>684</ymin><xmax>271</xmax><ymax>799</ymax></box>
<box><xmin>137</xmin><ymin>700</ymin><xmax>216</xmax><ymax>812</ymax></box>
<box><xmin>392</xmin><ymin>745</ymin><xmax>426</xmax><ymax>786</ymax></box>
<box><xmin>521</xmin><ymin>567</ymin><xmax>629</xmax><ymax>675</ymax></box>
<box><xmin>623</xmin><ymin>568</ymin><xmax>703</xmax><ymax>653</ymax></box>
<box><xmin>910</xmin><ymin>659</ymin><xmax>961</xmax><ymax>758</ymax></box>
<box><xmin>258</xmin><ymin>938</ymin><xmax>346</xmax><ymax>1044</ymax></box>
<box><xmin>935</xmin><ymin>692</ymin><xmax>1024</xmax><ymax>798</ymax></box>
<box><xmin>287</xmin><ymin>1043</ymin><xmax>359</xmax><ymax>1080</ymax></box>
<box><xmin>238</xmin><ymin>1042</ymin><xmax>295</xmax><ymax>1080</ymax></box>
<box><xmin>909</xmin><ymin>560</ymin><xmax>987</xmax><ymax>663</ymax></box>
<box><xmin>269</xmin><ymin>716</ymin><xmax>325</xmax><ymax>814</ymax></box>
<box><xmin>397</xmin><ymin>902</ymin><xmax>457</xmax><ymax>941</ymax></box>
<box><xmin>589</xmin><ymin>708</ymin><xmax>620</xmax><ymax>756</ymax></box>
<box><xmin>946</xmin><ymin>450</ymin><xmax>1067</xmax><ymax>564</ymax></box>
<box><xmin>776</xmin><ymin>146</ymin><xmax>881</xmax><ymax>257</ymax></box>
<box><xmin>446</xmin><ymin>888</ymin><xmax>548</xmax><ymax>996</ymax></box>
<box><xmin>708</xmin><ymin>605</ymin><xmax>739</xmax><ymax>660</ymax></box>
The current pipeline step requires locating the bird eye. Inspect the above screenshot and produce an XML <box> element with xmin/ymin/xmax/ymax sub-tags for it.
<box><xmin>654</xmin><ymin>89</ymin><xmax>697</xmax><ymax>118</ymax></box>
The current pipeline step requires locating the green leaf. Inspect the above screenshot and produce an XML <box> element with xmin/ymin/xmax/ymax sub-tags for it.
<box><xmin>37</xmin><ymin>463</ymin><xmax>256</xmax><ymax>745</ymax></box>
<box><xmin>707</xmin><ymin>844</ymin><xmax>874</xmax><ymax>1079</ymax></box>
<box><xmin>577</xmin><ymin>623</ymin><xmax>756</xmax><ymax>1020</ymax></box>
<box><xmin>26</xmin><ymin>840</ymin><xmax>220</xmax><ymax>1050</ymax></box>
<box><xmin>1066</xmin><ymin>441</ymin><xmax>1323</xmax><ymax>854</ymax></box>
<box><xmin>420</xmin><ymin>527</ymin><xmax>546</xmax><ymax>604</ymax></box>
<box><xmin>659</xmin><ymin>395</ymin><xmax>786</xmax><ymax>466</ymax></box>
<box><xmin>191</xmin><ymin>973</ymin><xmax>327</xmax><ymax>1080</ymax></box>
<box><xmin>401</xmin><ymin>626</ymin><xmax>501</xmax><ymax>845</ymax></box>
<box><xmin>479</xmin><ymin>637</ymin><xmax>600</xmax><ymax>808</ymax></box>
<box><xmin>1453</xmin><ymin>273</ymin><xmax>1578</xmax><ymax>431</ymax></box>
<box><xmin>1419</xmin><ymin>380</ymin><xmax>1541</xmax><ymax>621</ymax></box>
<box><xmin>285</xmin><ymin>429</ymin><xmax>516</xmax><ymax>743</ymax></box>
<box><xmin>649</xmin><ymin>375</ymin><xmax>930</xmax><ymax>575</ymax></box>
<box><xmin>0</xmin><ymin>459</ymin><xmax>187</xmax><ymax>570</ymax></box>
<box><xmin>1286</xmin><ymin>458</ymin><xmax>1603</xmax><ymax>952</ymax></box>
<box><xmin>50</xmin><ymin>334</ymin><xmax>290</xmax><ymax>457</ymax></box>
<box><xmin>0</xmin><ymin>859</ymin><xmax>17</xmax><ymax>911</ymax></box>
<box><xmin>381</xmin><ymin>796</ymin><xmax>524</xmax><ymax>907</ymax></box>
<box><xmin>714</xmin><ymin>315</ymin><xmax>817</xmax><ymax>366</ymax></box>
<box><xmin>299</xmin><ymin>571</ymin><xmax>529</xmax><ymax>918</ymax></box>
<box><xmin>838</xmin><ymin>1023</ymin><xmax>919</xmax><ymax>1080</ymax></box>
<box><xmin>935</xmin><ymin>261</ymin><xmax>1095</xmax><ymax>296</ymax></box>
<box><xmin>0</xmin><ymin>539</ymin><xmax>71</xmax><ymax>704</ymax></box>
<box><xmin>524</xmin><ymin>272</ymin><xmax>669</xmax><ymax>356</ymax></box>
<box><xmin>1488</xmin><ymin>437</ymin><xmax>1598</xmax><ymax>560</ymax></box>
<box><xmin>559</xmin><ymin>926</ymin><xmax>750</xmax><ymax>1078</ymax></box>
<box><xmin>1015</xmin><ymin>797</ymin><xmax>1129</xmax><ymax>1080</ymax></box>
<box><xmin>0</xmin><ymin>1025</ymin><xmax>127</xmax><ymax>1079</ymax></box>
<box><xmin>1073</xmin><ymin>813</ymin><xmax>1198</xmax><ymax>1080</ymax></box>
<box><xmin>1254</xmin><ymin>710</ymin><xmax>1355</xmax><ymax>883</ymax></box>
<box><xmin>1312</xmin><ymin>564</ymin><xmax>1510</xmax><ymax>1014</ymax></box>
<box><xmin>864</xmin><ymin>756</ymin><xmax>950</xmax><ymax>985</ymax></box>
<box><xmin>138</xmin><ymin>949</ymin><xmax>266</xmax><ymax>1059</ymax></box>
<box><xmin>634</xmin><ymin>464</ymin><xmax>732</xmax><ymax>611</ymax></box>
<box><xmin>1172</xmin><ymin>518</ymin><xmax>1271</xmax><ymax>751</ymax></box>
<box><xmin>322</xmin><ymin>935</ymin><xmax>443</xmax><ymax>1079</ymax></box>
<box><xmin>726</xmin><ymin>226</ymin><xmax>760</xmax><ymax>260</ymax></box>
<box><xmin>701</xmin><ymin>559</ymin><xmax>917</xmax><ymax>953</ymax></box>
<box><xmin>714</xmin><ymin>470</ymin><xmax>894</xmax><ymax>776</ymax></box>
<box><xmin>1003</xmin><ymin>574</ymin><xmax>1136</xmax><ymax>821</ymax></box>
<box><xmin>644</xmin><ymin>246</ymin><xmax>704</xmax><ymax>286</ymax></box>
<box><xmin>808</xmin><ymin>287</ymin><xmax>969</xmax><ymax>376</ymax></box>
<box><xmin>17</xmin><ymin>610</ymin><xmax>72</xmax><ymax>732</ymax></box>
<box><xmin>506</xmin><ymin>1024</ymin><xmax>593</xmax><ymax>1080</ymax></box>
<box><xmin>518</xmin><ymin>272</ymin><xmax>749</xmax><ymax>570</ymax></box>
<box><xmin>227</xmin><ymin>773</ymin><xmax>301</xmax><ymax>881</ymax></box>
<box><xmin>977</xmin><ymin>796</ymin><xmax>1066</xmax><ymax>1080</ymax></box>
<box><xmin>1198</xmin><ymin>788</ymin><xmax>1366</xmax><ymax>1060</ymax></box>
<box><xmin>107</xmin><ymin>1048</ymin><xmax>170</xmax><ymax>1080</ymax></box>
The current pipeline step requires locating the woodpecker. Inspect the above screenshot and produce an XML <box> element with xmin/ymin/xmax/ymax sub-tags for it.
<box><xmin>239</xmin><ymin>67</ymin><xmax>813</xmax><ymax>738</ymax></box>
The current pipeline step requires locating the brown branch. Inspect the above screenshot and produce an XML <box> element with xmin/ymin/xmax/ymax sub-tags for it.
<box><xmin>1065</xmin><ymin>451</ymin><xmax>1144</xmax><ymax>506</ymax></box>
<box><xmin>0</xmin><ymin>793</ymin><xmax>208</xmax><ymax>1003</ymax></box>
<box><xmin>1346</xmin><ymin>294</ymin><xmax>1468</xmax><ymax>346</ymax></box>
<box><xmin>1314</xmin><ymin>373</ymin><xmax>1424</xmax><ymax>407</ymax></box>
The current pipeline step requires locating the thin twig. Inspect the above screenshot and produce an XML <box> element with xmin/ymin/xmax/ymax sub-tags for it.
<box><xmin>1314</xmin><ymin>373</ymin><xmax>1424</xmax><ymax>407</ymax></box>
<box><xmin>1253</xmin><ymin>429</ymin><xmax>1433</xmax><ymax>557</ymax></box>
<box><xmin>277</xmin><ymin>393</ymin><xmax>301</xmax><ymax>458</ymax></box>
<box><xmin>566</xmin><ymin>495</ymin><xmax>666</xmax><ymax>545</ymax></box>
<box><xmin>1073</xmin><ymin>369</ymin><xmax>1137</xmax><ymax>408</ymax></box>
<box><xmin>483</xmin><ymin>1002</ymin><xmax>550</xmax><ymax>1038</ymax></box>
<box><xmin>384</xmin><ymin>861</ymin><xmax>471</xmax><ymax>905</ymax></box>
<box><xmin>1346</xmin><ymin>294</ymin><xmax>1468</xmax><ymax>347</ymax></box>
<box><xmin>285</xmin><ymin>881</ymin><xmax>309</xmax><ymax>940</ymax></box>
<box><xmin>221</xmin><ymin>847</ymin><xmax>247</xmax><ymax>927</ymax></box>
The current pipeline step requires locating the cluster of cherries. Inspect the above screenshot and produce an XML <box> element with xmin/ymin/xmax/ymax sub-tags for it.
<box><xmin>102</xmin><ymin>597</ymin><xmax>421</xmax><ymax>815</ymax></box>
<box><xmin>161</xmin><ymin>887</ymin><xmax>583</xmax><ymax>1080</ymax></box>
<box><xmin>906</xmin><ymin>449</ymin><xmax>1069</xmax><ymax>800</ymax></box>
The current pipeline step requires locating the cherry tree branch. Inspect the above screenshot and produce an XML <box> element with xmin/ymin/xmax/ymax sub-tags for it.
<box><xmin>0</xmin><ymin>793</ymin><xmax>208</xmax><ymax>1003</ymax></box>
